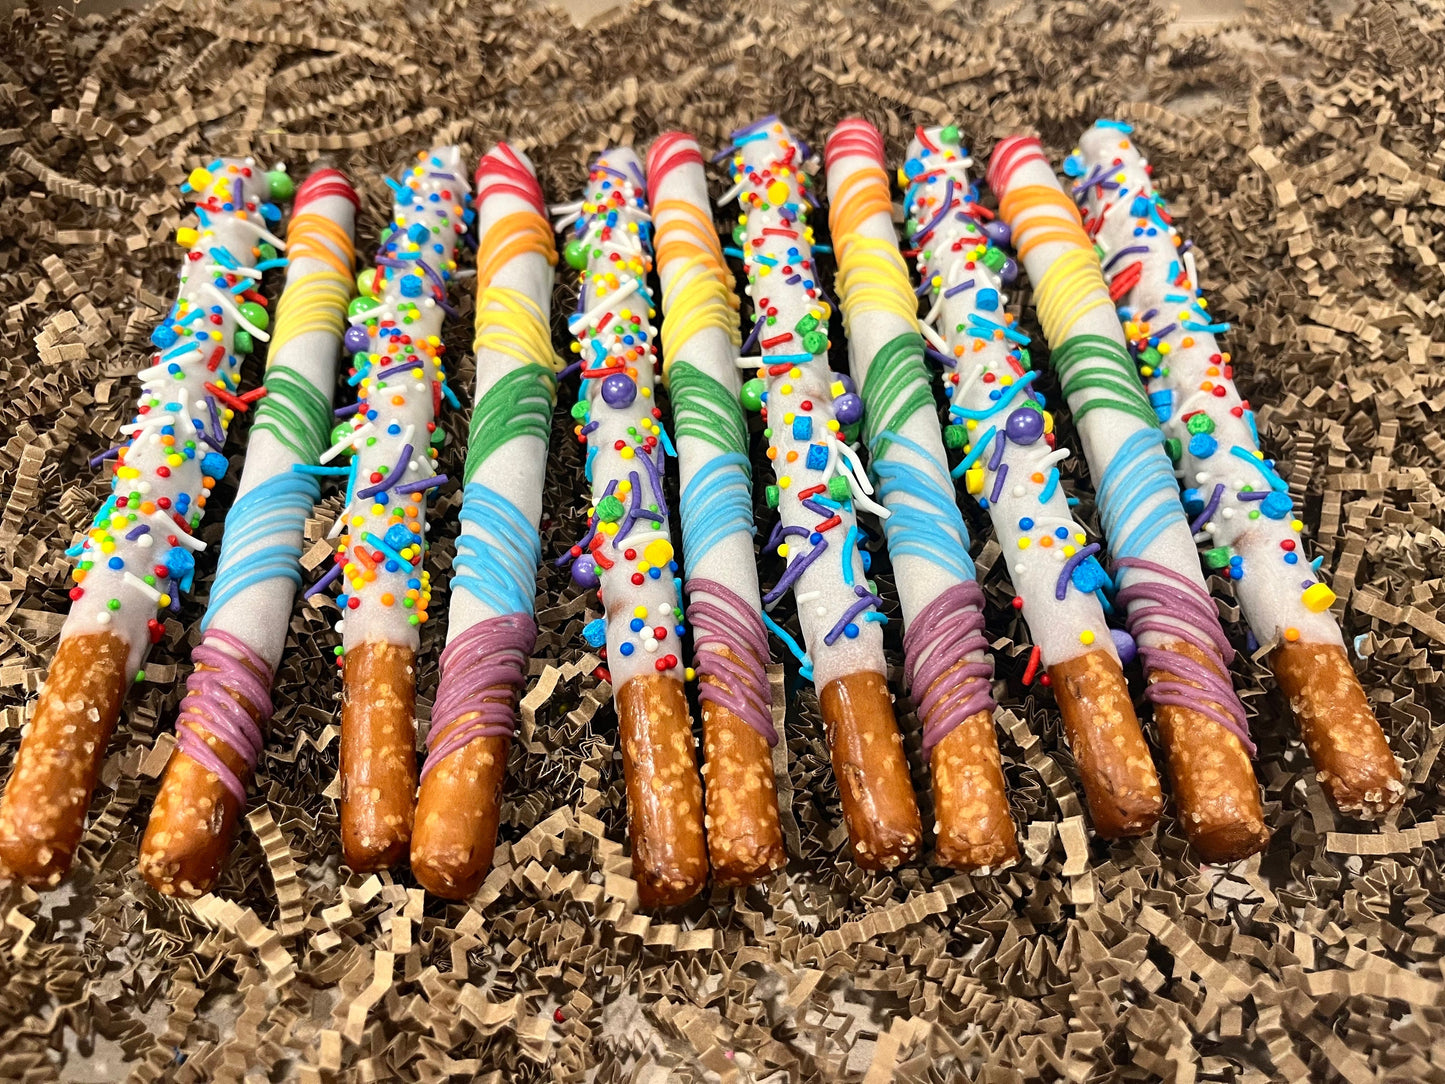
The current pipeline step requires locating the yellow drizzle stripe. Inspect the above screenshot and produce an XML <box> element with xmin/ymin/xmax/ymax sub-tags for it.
<box><xmin>827</xmin><ymin>163</ymin><xmax>920</xmax><ymax>331</ymax></box>
<box><xmin>1033</xmin><ymin>247</ymin><xmax>1113</xmax><ymax>344</ymax></box>
<box><xmin>267</xmin><ymin>211</ymin><xmax>356</xmax><ymax>361</ymax></box>
<box><xmin>652</xmin><ymin>197</ymin><xmax>741</xmax><ymax>381</ymax></box>
<box><xmin>472</xmin><ymin>208</ymin><xmax>564</xmax><ymax>372</ymax></box>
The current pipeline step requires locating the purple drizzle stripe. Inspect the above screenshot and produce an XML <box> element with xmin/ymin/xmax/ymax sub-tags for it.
<box><xmin>423</xmin><ymin>612</ymin><xmax>538</xmax><ymax>779</ymax></box>
<box><xmin>175</xmin><ymin>629</ymin><xmax>274</xmax><ymax>806</ymax></box>
<box><xmin>902</xmin><ymin>581</ymin><xmax>995</xmax><ymax>753</ymax></box>
<box><xmin>1113</xmin><ymin>557</ymin><xmax>1254</xmax><ymax>754</ymax></box>
<box><xmin>686</xmin><ymin>578</ymin><xmax>776</xmax><ymax>744</ymax></box>
<box><xmin>356</xmin><ymin>443</ymin><xmax>413</xmax><ymax>500</ymax></box>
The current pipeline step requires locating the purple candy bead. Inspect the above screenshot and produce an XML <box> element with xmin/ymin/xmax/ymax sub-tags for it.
<box><xmin>343</xmin><ymin>325</ymin><xmax>371</xmax><ymax>354</ymax></box>
<box><xmin>1000</xmin><ymin>257</ymin><xmax>1019</xmax><ymax>285</ymax></box>
<box><xmin>983</xmin><ymin>220</ymin><xmax>1011</xmax><ymax>245</ymax></box>
<box><xmin>1111</xmin><ymin>627</ymin><xmax>1138</xmax><ymax>666</ymax></box>
<box><xmin>600</xmin><ymin>372</ymin><xmax>637</xmax><ymax>407</ymax></box>
<box><xmin>833</xmin><ymin>373</ymin><xmax>856</xmax><ymax>395</ymax></box>
<box><xmin>571</xmin><ymin>553</ymin><xmax>599</xmax><ymax>589</ymax></box>
<box><xmin>1005</xmin><ymin>406</ymin><xmax>1044</xmax><ymax>445</ymax></box>
<box><xmin>833</xmin><ymin>392</ymin><xmax>864</xmax><ymax>425</ymax></box>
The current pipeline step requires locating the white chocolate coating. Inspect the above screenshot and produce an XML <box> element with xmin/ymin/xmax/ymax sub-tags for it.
<box><xmin>726</xmin><ymin>117</ymin><xmax>885</xmax><ymax>689</ymax></box>
<box><xmin>202</xmin><ymin>182</ymin><xmax>356</xmax><ymax>671</ymax></box>
<box><xmin>1072</xmin><ymin>121</ymin><xmax>1342</xmax><ymax>650</ymax></box>
<box><xmin>331</xmin><ymin>146</ymin><xmax>468</xmax><ymax>654</ymax></box>
<box><xmin>562</xmin><ymin>148</ymin><xmax>687</xmax><ymax>688</ymax></box>
<box><xmin>65</xmin><ymin>158</ymin><xmax>288</xmax><ymax>677</ymax></box>
<box><xmin>448</xmin><ymin>145</ymin><xmax>557</xmax><ymax>639</ymax></box>
<box><xmin>904</xmin><ymin>128</ymin><xmax>1115</xmax><ymax>668</ymax></box>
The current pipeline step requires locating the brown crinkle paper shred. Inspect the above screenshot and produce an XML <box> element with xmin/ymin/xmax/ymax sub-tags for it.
<box><xmin>2</xmin><ymin>0</ymin><xmax>1445</xmax><ymax>1078</ymax></box>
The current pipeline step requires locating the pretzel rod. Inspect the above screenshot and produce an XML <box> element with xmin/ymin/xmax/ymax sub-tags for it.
<box><xmin>1070</xmin><ymin>120</ymin><xmax>1404</xmax><ymax>816</ymax></box>
<box><xmin>646</xmin><ymin>131</ymin><xmax>786</xmax><ymax>884</ymax></box>
<box><xmin>319</xmin><ymin>147</ymin><xmax>469</xmax><ymax>871</ymax></box>
<box><xmin>0</xmin><ymin>158</ymin><xmax>293</xmax><ymax>886</ymax></box>
<box><xmin>900</xmin><ymin>126</ymin><xmax>1159</xmax><ymax>841</ymax></box>
<box><xmin>556</xmin><ymin>148</ymin><xmax>707</xmax><ymax>906</ymax></box>
<box><xmin>410</xmin><ymin>144</ymin><xmax>560</xmax><ymax>899</ymax></box>
<box><xmin>141</xmin><ymin>170</ymin><xmax>359</xmax><ymax>896</ymax></box>
<box><xmin>721</xmin><ymin>116</ymin><xmax>921</xmax><ymax>869</ymax></box>
<box><xmin>822</xmin><ymin>119</ymin><xmax>1016</xmax><ymax>870</ymax></box>
<box><xmin>988</xmin><ymin>138</ymin><xmax>1267</xmax><ymax>861</ymax></box>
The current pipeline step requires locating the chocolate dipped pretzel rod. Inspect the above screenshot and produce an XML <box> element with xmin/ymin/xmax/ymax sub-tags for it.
<box><xmin>140</xmin><ymin>169</ymin><xmax>358</xmax><ymax>896</ymax></box>
<box><xmin>823</xmin><ymin>119</ymin><xmax>1016</xmax><ymax>870</ymax></box>
<box><xmin>319</xmin><ymin>147</ymin><xmax>469</xmax><ymax>871</ymax></box>
<box><xmin>555</xmin><ymin>148</ymin><xmax>707</xmax><ymax>906</ymax></box>
<box><xmin>0</xmin><ymin>159</ymin><xmax>293</xmax><ymax>885</ymax></box>
<box><xmin>1070</xmin><ymin>120</ymin><xmax>1404</xmax><ymax>816</ymax></box>
<box><xmin>989</xmin><ymin>137</ymin><xmax>1267</xmax><ymax>861</ymax></box>
<box><xmin>647</xmin><ymin>131</ymin><xmax>786</xmax><ymax>884</ymax></box>
<box><xmin>902</xmin><ymin>126</ymin><xmax>1159</xmax><ymax>842</ymax></box>
<box><xmin>410</xmin><ymin>144</ymin><xmax>560</xmax><ymax>899</ymax></box>
<box><xmin>722</xmin><ymin>116</ymin><xmax>922</xmax><ymax>869</ymax></box>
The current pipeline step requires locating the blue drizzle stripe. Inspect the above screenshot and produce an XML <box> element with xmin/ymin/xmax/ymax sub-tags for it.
<box><xmin>201</xmin><ymin>471</ymin><xmax>322</xmax><ymax>629</ymax></box>
<box><xmin>1096</xmin><ymin>428</ymin><xmax>1189</xmax><ymax>561</ymax></box>
<box><xmin>679</xmin><ymin>451</ymin><xmax>755</xmax><ymax>575</ymax></box>
<box><xmin>452</xmin><ymin>482</ymin><xmax>542</xmax><ymax>616</ymax></box>
<box><xmin>870</xmin><ymin>428</ymin><xmax>976</xmax><ymax>582</ymax></box>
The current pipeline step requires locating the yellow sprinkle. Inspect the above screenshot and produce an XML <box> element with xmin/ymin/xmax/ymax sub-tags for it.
<box><xmin>1080</xmin><ymin>630</ymin><xmax>1095</xmax><ymax>645</ymax></box>
<box><xmin>1017</xmin><ymin>537</ymin><xmax>1031</xmax><ymax>550</ymax></box>
<box><xmin>1302</xmin><ymin>584</ymin><xmax>1336</xmax><ymax>613</ymax></box>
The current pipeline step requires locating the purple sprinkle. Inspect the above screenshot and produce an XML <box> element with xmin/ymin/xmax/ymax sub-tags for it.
<box><xmin>824</xmin><ymin>588</ymin><xmax>882</xmax><ymax>646</ymax></box>
<box><xmin>392</xmin><ymin>474</ymin><xmax>447</xmax><ymax>495</ymax></box>
<box><xmin>763</xmin><ymin>538</ymin><xmax>828</xmax><ymax>605</ymax></box>
<box><xmin>1055</xmin><ymin>542</ymin><xmax>1102</xmax><ymax>601</ymax></box>
<box><xmin>914</xmin><ymin>277</ymin><xmax>933</xmax><ymax>298</ymax></box>
<box><xmin>784</xmin><ymin>274</ymin><xmax>802</xmax><ymax>285</ymax></box>
<box><xmin>1103</xmin><ymin>244</ymin><xmax>1151</xmax><ymax>272</ymax></box>
<box><xmin>89</xmin><ymin>445</ymin><xmax>124</xmax><ymax>468</ymax></box>
<box><xmin>125</xmin><ymin>524</ymin><xmax>150</xmax><ymax>542</ymax></box>
<box><xmin>1237</xmin><ymin>490</ymin><xmax>1268</xmax><ymax>502</ymax></box>
<box><xmin>924</xmin><ymin>346</ymin><xmax>956</xmax><ymax>369</ymax></box>
<box><xmin>334</xmin><ymin>402</ymin><xmax>362</xmax><ymax>418</ymax></box>
<box><xmin>355</xmin><ymin>442</ymin><xmax>413</xmax><ymax>500</ymax></box>
<box><xmin>989</xmin><ymin>463</ymin><xmax>1008</xmax><ymax>504</ymax></box>
<box><xmin>944</xmin><ymin>278</ymin><xmax>976</xmax><ymax>299</ymax></box>
<box><xmin>910</xmin><ymin>178</ymin><xmax>954</xmax><ymax>244</ymax></box>
<box><xmin>1189</xmin><ymin>483</ymin><xmax>1226</xmax><ymax>533</ymax></box>
<box><xmin>305</xmin><ymin>561</ymin><xmax>344</xmax><ymax>599</ymax></box>
<box><xmin>988</xmin><ymin>430</ymin><xmax>1007</xmax><ymax>471</ymax></box>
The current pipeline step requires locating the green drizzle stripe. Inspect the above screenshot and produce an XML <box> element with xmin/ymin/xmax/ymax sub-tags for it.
<box><xmin>669</xmin><ymin>360</ymin><xmax>750</xmax><ymax>464</ymax></box>
<box><xmin>252</xmin><ymin>365</ymin><xmax>333</xmax><ymax>463</ymax></box>
<box><xmin>464</xmin><ymin>363</ymin><xmax>557</xmax><ymax>484</ymax></box>
<box><xmin>1050</xmin><ymin>334</ymin><xmax>1159</xmax><ymax>430</ymax></box>
<box><xmin>860</xmin><ymin>332</ymin><xmax>935</xmax><ymax>458</ymax></box>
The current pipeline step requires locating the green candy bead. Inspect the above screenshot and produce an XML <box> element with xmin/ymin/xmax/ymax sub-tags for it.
<box><xmin>595</xmin><ymin>495</ymin><xmax>625</xmax><ymax>523</ymax></box>
<box><xmin>739</xmin><ymin>378</ymin><xmax>766</xmax><ymax>411</ymax></box>
<box><xmin>348</xmin><ymin>295</ymin><xmax>379</xmax><ymax>319</ymax></box>
<box><xmin>943</xmin><ymin>424</ymin><xmax>968</xmax><ymax>449</ymax></box>
<box><xmin>570</xmin><ymin>400</ymin><xmax>590</xmax><ymax>421</ymax></box>
<box><xmin>357</xmin><ymin>268</ymin><xmax>379</xmax><ymax>298</ymax></box>
<box><xmin>330</xmin><ymin>421</ymin><xmax>356</xmax><ymax>453</ymax></box>
<box><xmin>1185</xmin><ymin>412</ymin><xmax>1215</xmax><ymax>436</ymax></box>
<box><xmin>941</xmin><ymin>125</ymin><xmax>960</xmax><ymax>145</ymax></box>
<box><xmin>430</xmin><ymin>425</ymin><xmax>447</xmax><ymax>446</ymax></box>
<box><xmin>265</xmin><ymin>169</ymin><xmax>294</xmax><ymax>201</ymax></box>
<box><xmin>827</xmin><ymin>474</ymin><xmax>851</xmax><ymax>501</ymax></box>
<box><xmin>980</xmin><ymin>246</ymin><xmax>1006</xmax><ymax>271</ymax></box>
<box><xmin>733</xmin><ymin>224</ymin><xmax>746</xmax><ymax>246</ymax></box>
<box><xmin>238</xmin><ymin>301</ymin><xmax>269</xmax><ymax>331</ymax></box>
<box><xmin>802</xmin><ymin>330</ymin><xmax>828</xmax><ymax>354</ymax></box>
<box><xmin>233</xmin><ymin>330</ymin><xmax>254</xmax><ymax>354</ymax></box>
<box><xmin>1016</xmin><ymin>347</ymin><xmax>1032</xmax><ymax>371</ymax></box>
<box><xmin>1203</xmin><ymin>546</ymin><xmax>1232</xmax><ymax>570</ymax></box>
<box><xmin>795</xmin><ymin>312</ymin><xmax>819</xmax><ymax>335</ymax></box>
<box><xmin>764</xmin><ymin>485</ymin><xmax>780</xmax><ymax>509</ymax></box>
<box><xmin>1164</xmin><ymin>437</ymin><xmax>1183</xmax><ymax>464</ymax></box>
<box><xmin>258</xmin><ymin>243</ymin><xmax>278</xmax><ymax>261</ymax></box>
<box><xmin>564</xmin><ymin>239</ymin><xmax>589</xmax><ymax>271</ymax></box>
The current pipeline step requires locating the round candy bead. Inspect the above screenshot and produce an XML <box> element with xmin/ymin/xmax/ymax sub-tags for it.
<box><xmin>740</xmin><ymin>378</ymin><xmax>766</xmax><ymax>411</ymax></box>
<box><xmin>330</xmin><ymin>421</ymin><xmax>357</xmax><ymax>452</ymax></box>
<box><xmin>1000</xmin><ymin>257</ymin><xmax>1019</xmax><ymax>285</ymax></box>
<box><xmin>833</xmin><ymin>392</ymin><xmax>864</xmax><ymax>425</ymax></box>
<box><xmin>1110</xmin><ymin>627</ymin><xmax>1138</xmax><ymax>666</ymax></box>
<box><xmin>265</xmin><ymin>170</ymin><xmax>295</xmax><ymax>201</ymax></box>
<box><xmin>982</xmin><ymin>220</ymin><xmax>1012</xmax><ymax>245</ymax></box>
<box><xmin>600</xmin><ymin>373</ymin><xmax>637</xmax><ymax>407</ymax></box>
<box><xmin>343</xmin><ymin>325</ymin><xmax>372</xmax><ymax>354</ymax></box>
<box><xmin>1005</xmin><ymin>406</ymin><xmax>1045</xmax><ymax>445</ymax></box>
<box><xmin>238</xmin><ymin>301</ymin><xmax>269</xmax><ymax>332</ymax></box>
<box><xmin>571</xmin><ymin>554</ymin><xmax>600</xmax><ymax>589</ymax></box>
<box><xmin>564</xmin><ymin>239</ymin><xmax>589</xmax><ymax>271</ymax></box>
